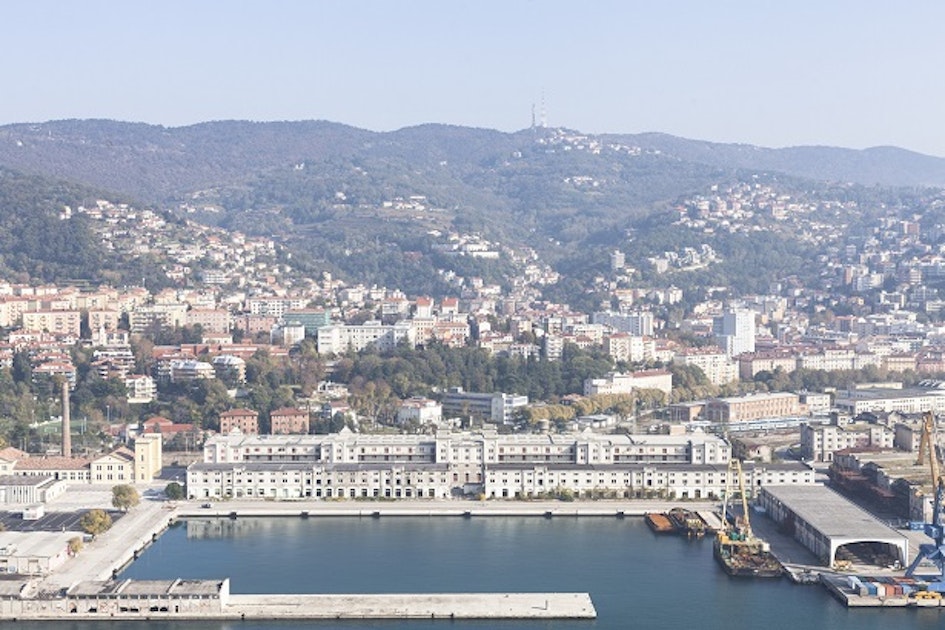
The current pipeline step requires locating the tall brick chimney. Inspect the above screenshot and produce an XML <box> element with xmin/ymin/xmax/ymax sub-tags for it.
<box><xmin>61</xmin><ymin>379</ymin><xmax>71</xmax><ymax>458</ymax></box>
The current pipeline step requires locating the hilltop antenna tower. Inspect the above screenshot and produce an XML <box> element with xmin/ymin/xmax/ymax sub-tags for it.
<box><xmin>540</xmin><ymin>93</ymin><xmax>547</xmax><ymax>128</ymax></box>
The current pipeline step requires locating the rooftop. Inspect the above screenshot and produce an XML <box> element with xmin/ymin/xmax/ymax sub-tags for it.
<box><xmin>761</xmin><ymin>485</ymin><xmax>908</xmax><ymax>543</ymax></box>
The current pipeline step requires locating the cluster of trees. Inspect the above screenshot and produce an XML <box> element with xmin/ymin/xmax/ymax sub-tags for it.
<box><xmin>519</xmin><ymin>390</ymin><xmax>666</xmax><ymax>427</ymax></box>
<box><xmin>332</xmin><ymin>342</ymin><xmax>616</xmax><ymax>418</ymax></box>
<box><xmin>752</xmin><ymin>365</ymin><xmax>925</xmax><ymax>393</ymax></box>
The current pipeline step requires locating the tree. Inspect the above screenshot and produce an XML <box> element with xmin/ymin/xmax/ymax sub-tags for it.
<box><xmin>68</xmin><ymin>536</ymin><xmax>83</xmax><ymax>556</ymax></box>
<box><xmin>112</xmin><ymin>484</ymin><xmax>140</xmax><ymax>511</ymax></box>
<box><xmin>165</xmin><ymin>481</ymin><xmax>184</xmax><ymax>501</ymax></box>
<box><xmin>80</xmin><ymin>509</ymin><xmax>112</xmax><ymax>537</ymax></box>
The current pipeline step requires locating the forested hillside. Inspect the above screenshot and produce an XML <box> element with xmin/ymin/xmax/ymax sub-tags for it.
<box><xmin>1</xmin><ymin>120</ymin><xmax>944</xmax><ymax>296</ymax></box>
<box><xmin>0</xmin><ymin>168</ymin><xmax>165</xmax><ymax>284</ymax></box>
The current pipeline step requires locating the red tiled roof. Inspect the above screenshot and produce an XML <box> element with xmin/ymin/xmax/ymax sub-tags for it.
<box><xmin>0</xmin><ymin>446</ymin><xmax>29</xmax><ymax>462</ymax></box>
<box><xmin>270</xmin><ymin>407</ymin><xmax>306</xmax><ymax>416</ymax></box>
<box><xmin>220</xmin><ymin>409</ymin><xmax>258</xmax><ymax>417</ymax></box>
<box><xmin>15</xmin><ymin>456</ymin><xmax>91</xmax><ymax>470</ymax></box>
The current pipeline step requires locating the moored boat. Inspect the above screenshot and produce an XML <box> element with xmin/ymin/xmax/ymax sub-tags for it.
<box><xmin>644</xmin><ymin>512</ymin><xmax>675</xmax><ymax>534</ymax></box>
<box><xmin>713</xmin><ymin>532</ymin><xmax>783</xmax><ymax>578</ymax></box>
<box><xmin>668</xmin><ymin>507</ymin><xmax>706</xmax><ymax>537</ymax></box>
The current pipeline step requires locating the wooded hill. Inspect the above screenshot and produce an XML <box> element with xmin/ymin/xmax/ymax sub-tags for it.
<box><xmin>1</xmin><ymin>119</ymin><xmax>944</xmax><ymax>295</ymax></box>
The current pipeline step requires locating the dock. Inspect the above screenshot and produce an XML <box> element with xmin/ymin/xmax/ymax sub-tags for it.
<box><xmin>224</xmin><ymin>592</ymin><xmax>596</xmax><ymax>619</ymax></box>
<box><xmin>821</xmin><ymin>574</ymin><xmax>945</xmax><ymax>608</ymax></box>
<box><xmin>1</xmin><ymin>580</ymin><xmax>596</xmax><ymax>621</ymax></box>
<box><xmin>177</xmin><ymin>499</ymin><xmax>716</xmax><ymax>519</ymax></box>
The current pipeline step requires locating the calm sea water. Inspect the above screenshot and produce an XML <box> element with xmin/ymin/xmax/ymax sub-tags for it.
<box><xmin>20</xmin><ymin>516</ymin><xmax>945</xmax><ymax>630</ymax></box>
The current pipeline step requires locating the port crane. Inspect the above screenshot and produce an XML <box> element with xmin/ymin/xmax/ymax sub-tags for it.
<box><xmin>715</xmin><ymin>459</ymin><xmax>781</xmax><ymax>577</ymax></box>
<box><xmin>720</xmin><ymin>459</ymin><xmax>754</xmax><ymax>542</ymax></box>
<box><xmin>905</xmin><ymin>411</ymin><xmax>945</xmax><ymax>588</ymax></box>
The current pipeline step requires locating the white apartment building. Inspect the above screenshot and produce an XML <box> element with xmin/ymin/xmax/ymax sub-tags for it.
<box><xmin>316</xmin><ymin>321</ymin><xmax>415</xmax><ymax>354</ymax></box>
<box><xmin>833</xmin><ymin>388</ymin><xmax>945</xmax><ymax>415</ymax></box>
<box><xmin>713</xmin><ymin>308</ymin><xmax>755</xmax><ymax>358</ymax></box>
<box><xmin>247</xmin><ymin>298</ymin><xmax>308</xmax><ymax>317</ymax></box>
<box><xmin>603</xmin><ymin>333</ymin><xmax>654</xmax><ymax>364</ymax></box>
<box><xmin>397</xmin><ymin>398</ymin><xmax>443</xmax><ymax>426</ymax></box>
<box><xmin>591</xmin><ymin>311</ymin><xmax>654</xmax><ymax>336</ymax></box>
<box><xmin>124</xmin><ymin>374</ymin><xmax>157</xmax><ymax>404</ymax></box>
<box><xmin>800</xmin><ymin>422</ymin><xmax>896</xmax><ymax>462</ymax></box>
<box><xmin>673</xmin><ymin>350</ymin><xmax>738</xmax><ymax>385</ymax></box>
<box><xmin>440</xmin><ymin>388</ymin><xmax>528</xmax><ymax>424</ymax></box>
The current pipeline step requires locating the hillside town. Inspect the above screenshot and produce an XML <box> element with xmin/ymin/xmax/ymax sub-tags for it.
<box><xmin>0</xmin><ymin>186</ymin><xmax>939</xmax><ymax>532</ymax></box>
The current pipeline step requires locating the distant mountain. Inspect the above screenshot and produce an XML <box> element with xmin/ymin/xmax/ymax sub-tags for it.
<box><xmin>605</xmin><ymin>133</ymin><xmax>945</xmax><ymax>188</ymax></box>
<box><xmin>1</xmin><ymin>120</ymin><xmax>942</xmax><ymax>208</ymax></box>
<box><xmin>0</xmin><ymin>119</ymin><xmax>373</xmax><ymax>202</ymax></box>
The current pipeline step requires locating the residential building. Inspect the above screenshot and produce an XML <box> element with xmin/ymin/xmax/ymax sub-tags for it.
<box><xmin>800</xmin><ymin>421</ymin><xmax>896</xmax><ymax>462</ymax></box>
<box><xmin>397</xmin><ymin>398</ymin><xmax>443</xmax><ymax>426</ymax></box>
<box><xmin>21</xmin><ymin>311</ymin><xmax>81</xmax><ymax>337</ymax></box>
<box><xmin>124</xmin><ymin>374</ymin><xmax>157</xmax><ymax>404</ymax></box>
<box><xmin>316</xmin><ymin>321</ymin><xmax>415</xmax><ymax>354</ymax></box>
<box><xmin>583</xmin><ymin>370</ymin><xmax>672</xmax><ymax>397</ymax></box>
<box><xmin>673</xmin><ymin>350</ymin><xmax>738</xmax><ymax>385</ymax></box>
<box><xmin>270</xmin><ymin>408</ymin><xmax>310</xmax><ymax>435</ymax></box>
<box><xmin>713</xmin><ymin>308</ymin><xmax>755</xmax><ymax>357</ymax></box>
<box><xmin>219</xmin><ymin>409</ymin><xmax>259</xmax><ymax>435</ymax></box>
<box><xmin>591</xmin><ymin>311</ymin><xmax>654</xmax><ymax>336</ymax></box>
<box><xmin>186</xmin><ymin>309</ymin><xmax>232</xmax><ymax>335</ymax></box>
<box><xmin>440</xmin><ymin>388</ymin><xmax>528</xmax><ymax>424</ymax></box>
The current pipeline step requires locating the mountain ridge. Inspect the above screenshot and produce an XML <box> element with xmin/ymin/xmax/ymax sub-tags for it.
<box><xmin>0</xmin><ymin>120</ymin><xmax>943</xmax><ymax>205</ymax></box>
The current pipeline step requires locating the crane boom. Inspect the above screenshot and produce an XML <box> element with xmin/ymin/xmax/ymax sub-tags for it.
<box><xmin>906</xmin><ymin>411</ymin><xmax>945</xmax><ymax>583</ymax></box>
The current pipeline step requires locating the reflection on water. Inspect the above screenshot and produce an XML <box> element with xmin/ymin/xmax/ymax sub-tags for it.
<box><xmin>186</xmin><ymin>518</ymin><xmax>267</xmax><ymax>539</ymax></box>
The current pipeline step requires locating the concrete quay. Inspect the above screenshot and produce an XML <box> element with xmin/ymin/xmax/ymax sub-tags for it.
<box><xmin>223</xmin><ymin>592</ymin><xmax>597</xmax><ymax>620</ymax></box>
<box><xmin>179</xmin><ymin>498</ymin><xmax>718</xmax><ymax>519</ymax></box>
<box><xmin>2</xmin><ymin>590</ymin><xmax>596</xmax><ymax>621</ymax></box>
<box><xmin>40</xmin><ymin>500</ymin><xmax>177</xmax><ymax>592</ymax></box>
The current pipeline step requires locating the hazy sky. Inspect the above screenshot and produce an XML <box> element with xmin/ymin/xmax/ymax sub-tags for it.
<box><xmin>4</xmin><ymin>1</ymin><xmax>945</xmax><ymax>155</ymax></box>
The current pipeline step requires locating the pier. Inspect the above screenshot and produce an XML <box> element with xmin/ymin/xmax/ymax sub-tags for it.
<box><xmin>2</xmin><ymin>579</ymin><xmax>596</xmax><ymax>620</ymax></box>
<box><xmin>224</xmin><ymin>592</ymin><xmax>597</xmax><ymax>620</ymax></box>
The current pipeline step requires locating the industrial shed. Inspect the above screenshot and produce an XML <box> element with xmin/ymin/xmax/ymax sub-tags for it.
<box><xmin>758</xmin><ymin>485</ymin><xmax>909</xmax><ymax>569</ymax></box>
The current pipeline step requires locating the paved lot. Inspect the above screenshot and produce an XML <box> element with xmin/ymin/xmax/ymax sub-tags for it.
<box><xmin>0</xmin><ymin>509</ymin><xmax>124</xmax><ymax>533</ymax></box>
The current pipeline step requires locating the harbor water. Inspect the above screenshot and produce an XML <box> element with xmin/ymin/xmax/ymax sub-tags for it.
<box><xmin>21</xmin><ymin>516</ymin><xmax>945</xmax><ymax>629</ymax></box>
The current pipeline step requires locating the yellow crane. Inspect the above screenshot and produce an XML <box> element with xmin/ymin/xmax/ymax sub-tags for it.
<box><xmin>906</xmin><ymin>411</ymin><xmax>945</xmax><ymax>588</ymax></box>
<box><xmin>720</xmin><ymin>459</ymin><xmax>754</xmax><ymax>542</ymax></box>
<box><xmin>715</xmin><ymin>458</ymin><xmax>780</xmax><ymax>577</ymax></box>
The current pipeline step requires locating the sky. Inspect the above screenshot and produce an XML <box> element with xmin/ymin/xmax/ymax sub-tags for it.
<box><xmin>4</xmin><ymin>1</ymin><xmax>945</xmax><ymax>155</ymax></box>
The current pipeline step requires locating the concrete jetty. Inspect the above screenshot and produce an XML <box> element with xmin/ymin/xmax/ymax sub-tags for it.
<box><xmin>224</xmin><ymin>592</ymin><xmax>597</xmax><ymax>620</ymax></box>
<box><xmin>2</xmin><ymin>581</ymin><xmax>596</xmax><ymax>620</ymax></box>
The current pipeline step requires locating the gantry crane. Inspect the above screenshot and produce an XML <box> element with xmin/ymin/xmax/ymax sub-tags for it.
<box><xmin>905</xmin><ymin>411</ymin><xmax>945</xmax><ymax>588</ymax></box>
